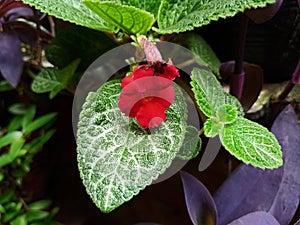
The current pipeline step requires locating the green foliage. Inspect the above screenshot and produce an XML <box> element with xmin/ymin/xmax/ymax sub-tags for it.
<box><xmin>191</xmin><ymin>68</ymin><xmax>228</xmax><ymax>117</ymax></box>
<box><xmin>204</xmin><ymin>118</ymin><xmax>222</xmax><ymax>138</ymax></box>
<box><xmin>77</xmin><ymin>80</ymin><xmax>188</xmax><ymax>212</ymax></box>
<box><xmin>20</xmin><ymin>0</ymin><xmax>117</xmax><ymax>32</ymax></box>
<box><xmin>177</xmin><ymin>126</ymin><xmax>202</xmax><ymax>160</ymax></box>
<box><xmin>83</xmin><ymin>1</ymin><xmax>155</xmax><ymax>34</ymax></box>
<box><xmin>31</xmin><ymin>59</ymin><xmax>80</xmax><ymax>99</ymax></box>
<box><xmin>220</xmin><ymin>118</ymin><xmax>282</xmax><ymax>169</ymax></box>
<box><xmin>0</xmin><ymin>81</ymin><xmax>13</xmax><ymax>92</ymax></box>
<box><xmin>20</xmin><ymin>0</ymin><xmax>276</xmax><ymax>36</ymax></box>
<box><xmin>217</xmin><ymin>104</ymin><xmax>238</xmax><ymax>124</ymax></box>
<box><xmin>0</xmin><ymin>104</ymin><xmax>58</xmax><ymax>224</ymax></box>
<box><xmin>191</xmin><ymin>68</ymin><xmax>282</xmax><ymax>169</ymax></box>
<box><xmin>121</xmin><ymin>0</ymin><xmax>161</xmax><ymax>18</ymax></box>
<box><xmin>185</xmin><ymin>33</ymin><xmax>221</xmax><ymax>78</ymax></box>
<box><xmin>155</xmin><ymin>0</ymin><xmax>276</xmax><ymax>34</ymax></box>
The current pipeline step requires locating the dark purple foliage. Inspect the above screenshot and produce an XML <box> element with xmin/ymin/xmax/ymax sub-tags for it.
<box><xmin>268</xmin><ymin>105</ymin><xmax>300</xmax><ymax>225</ymax></box>
<box><xmin>245</xmin><ymin>0</ymin><xmax>283</xmax><ymax>23</ymax></box>
<box><xmin>220</xmin><ymin>61</ymin><xmax>263</xmax><ymax>111</ymax></box>
<box><xmin>213</xmin><ymin>161</ymin><xmax>283</xmax><ymax>224</ymax></box>
<box><xmin>0</xmin><ymin>0</ymin><xmax>45</xmax><ymax>87</ymax></box>
<box><xmin>0</xmin><ymin>32</ymin><xmax>22</xmax><ymax>87</ymax></box>
<box><xmin>214</xmin><ymin>105</ymin><xmax>300</xmax><ymax>225</ymax></box>
<box><xmin>295</xmin><ymin>219</ymin><xmax>300</xmax><ymax>225</ymax></box>
<box><xmin>180</xmin><ymin>171</ymin><xmax>217</xmax><ymax>225</ymax></box>
<box><xmin>292</xmin><ymin>61</ymin><xmax>300</xmax><ymax>84</ymax></box>
<box><xmin>228</xmin><ymin>211</ymin><xmax>281</xmax><ymax>225</ymax></box>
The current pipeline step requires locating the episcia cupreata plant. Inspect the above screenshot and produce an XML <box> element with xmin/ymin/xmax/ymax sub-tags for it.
<box><xmin>22</xmin><ymin>0</ymin><xmax>283</xmax><ymax>213</ymax></box>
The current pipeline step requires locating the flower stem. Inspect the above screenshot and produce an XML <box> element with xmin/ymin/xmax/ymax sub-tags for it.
<box><xmin>268</xmin><ymin>62</ymin><xmax>300</xmax><ymax>125</ymax></box>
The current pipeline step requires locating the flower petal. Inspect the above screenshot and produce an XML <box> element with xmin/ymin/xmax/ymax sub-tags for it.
<box><xmin>121</xmin><ymin>74</ymin><xmax>134</xmax><ymax>88</ymax></box>
<box><xmin>160</xmin><ymin>64</ymin><xmax>180</xmax><ymax>80</ymax></box>
<box><xmin>136</xmin><ymin>100</ymin><xmax>166</xmax><ymax>128</ymax></box>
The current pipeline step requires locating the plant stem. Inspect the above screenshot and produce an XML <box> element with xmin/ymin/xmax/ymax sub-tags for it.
<box><xmin>268</xmin><ymin>61</ymin><xmax>300</xmax><ymax>125</ymax></box>
<box><xmin>230</xmin><ymin>14</ymin><xmax>249</xmax><ymax>99</ymax></box>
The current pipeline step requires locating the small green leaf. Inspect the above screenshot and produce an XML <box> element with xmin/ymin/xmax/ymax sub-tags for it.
<box><xmin>57</xmin><ymin>58</ymin><xmax>81</xmax><ymax>84</ymax></box>
<box><xmin>31</xmin><ymin>59</ymin><xmax>80</xmax><ymax>99</ymax></box>
<box><xmin>224</xmin><ymin>92</ymin><xmax>244</xmax><ymax>117</ymax></box>
<box><xmin>0</xmin><ymin>131</ymin><xmax>22</xmax><ymax>148</ymax></box>
<box><xmin>8</xmin><ymin>137</ymin><xmax>25</xmax><ymax>159</ymax></box>
<box><xmin>191</xmin><ymin>67</ymin><xmax>225</xmax><ymax>117</ymax></box>
<box><xmin>27</xmin><ymin>211</ymin><xmax>49</xmax><ymax>222</ymax></box>
<box><xmin>8</xmin><ymin>116</ymin><xmax>23</xmax><ymax>132</ymax></box>
<box><xmin>185</xmin><ymin>32</ymin><xmax>221</xmax><ymax>78</ymax></box>
<box><xmin>121</xmin><ymin>0</ymin><xmax>161</xmax><ymax>18</ymax></box>
<box><xmin>28</xmin><ymin>200</ymin><xmax>52</xmax><ymax>211</ymax></box>
<box><xmin>177</xmin><ymin>125</ymin><xmax>202</xmax><ymax>160</ymax></box>
<box><xmin>77</xmin><ymin>80</ymin><xmax>187</xmax><ymax>212</ymax></box>
<box><xmin>0</xmin><ymin>137</ymin><xmax>25</xmax><ymax>168</ymax></box>
<box><xmin>191</xmin><ymin>67</ymin><xmax>244</xmax><ymax>118</ymax></box>
<box><xmin>11</xmin><ymin>214</ymin><xmax>27</xmax><ymax>225</ymax></box>
<box><xmin>31</xmin><ymin>68</ymin><xmax>61</xmax><ymax>94</ymax></box>
<box><xmin>0</xmin><ymin>190</ymin><xmax>14</xmax><ymax>204</ymax></box>
<box><xmin>204</xmin><ymin>118</ymin><xmax>223</xmax><ymax>137</ymax></box>
<box><xmin>8</xmin><ymin>104</ymin><xmax>28</xmax><ymax>115</ymax></box>
<box><xmin>25</xmin><ymin>129</ymin><xmax>56</xmax><ymax>154</ymax></box>
<box><xmin>220</xmin><ymin>117</ymin><xmax>282</xmax><ymax>169</ymax></box>
<box><xmin>22</xmin><ymin>106</ymin><xmax>36</xmax><ymax>129</ymax></box>
<box><xmin>21</xmin><ymin>0</ymin><xmax>117</xmax><ymax>32</ymax></box>
<box><xmin>217</xmin><ymin>104</ymin><xmax>238</xmax><ymax>124</ymax></box>
<box><xmin>83</xmin><ymin>1</ymin><xmax>155</xmax><ymax>34</ymax></box>
<box><xmin>0</xmin><ymin>81</ymin><xmax>13</xmax><ymax>92</ymax></box>
<box><xmin>0</xmin><ymin>172</ymin><xmax>4</xmax><ymax>182</ymax></box>
<box><xmin>155</xmin><ymin>0</ymin><xmax>276</xmax><ymax>34</ymax></box>
<box><xmin>23</xmin><ymin>113</ymin><xmax>57</xmax><ymax>136</ymax></box>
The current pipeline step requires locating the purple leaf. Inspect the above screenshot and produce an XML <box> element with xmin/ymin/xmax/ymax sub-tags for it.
<box><xmin>5</xmin><ymin>7</ymin><xmax>34</xmax><ymax>21</ymax></box>
<box><xmin>269</xmin><ymin>105</ymin><xmax>300</xmax><ymax>225</ymax></box>
<box><xmin>0</xmin><ymin>32</ymin><xmax>22</xmax><ymax>87</ymax></box>
<box><xmin>5</xmin><ymin>21</ymin><xmax>38</xmax><ymax>46</ymax></box>
<box><xmin>180</xmin><ymin>171</ymin><xmax>217</xmax><ymax>225</ymax></box>
<box><xmin>292</xmin><ymin>61</ymin><xmax>300</xmax><ymax>84</ymax></box>
<box><xmin>245</xmin><ymin>0</ymin><xmax>283</xmax><ymax>24</ymax></box>
<box><xmin>214</xmin><ymin>162</ymin><xmax>283</xmax><ymax>225</ymax></box>
<box><xmin>220</xmin><ymin>61</ymin><xmax>263</xmax><ymax>111</ymax></box>
<box><xmin>214</xmin><ymin>105</ymin><xmax>300</xmax><ymax>225</ymax></box>
<box><xmin>228</xmin><ymin>211</ymin><xmax>281</xmax><ymax>225</ymax></box>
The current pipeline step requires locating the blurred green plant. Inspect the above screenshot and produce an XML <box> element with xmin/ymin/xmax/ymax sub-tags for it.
<box><xmin>0</xmin><ymin>103</ymin><xmax>58</xmax><ymax>225</ymax></box>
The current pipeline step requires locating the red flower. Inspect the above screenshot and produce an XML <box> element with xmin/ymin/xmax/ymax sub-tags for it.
<box><xmin>118</xmin><ymin>63</ymin><xmax>179</xmax><ymax>128</ymax></box>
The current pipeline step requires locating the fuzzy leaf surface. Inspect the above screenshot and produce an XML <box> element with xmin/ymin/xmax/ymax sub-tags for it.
<box><xmin>77</xmin><ymin>80</ymin><xmax>187</xmax><ymax>212</ymax></box>
<box><xmin>185</xmin><ymin>33</ymin><xmax>221</xmax><ymax>77</ymax></box>
<box><xmin>31</xmin><ymin>59</ymin><xmax>80</xmax><ymax>99</ymax></box>
<box><xmin>191</xmin><ymin>68</ymin><xmax>244</xmax><ymax>118</ymax></box>
<box><xmin>220</xmin><ymin>117</ymin><xmax>282</xmax><ymax>169</ymax></box>
<box><xmin>204</xmin><ymin>118</ymin><xmax>222</xmax><ymax>138</ymax></box>
<box><xmin>191</xmin><ymin>68</ymin><xmax>225</xmax><ymax>117</ymax></box>
<box><xmin>21</xmin><ymin>0</ymin><xmax>117</xmax><ymax>32</ymax></box>
<box><xmin>121</xmin><ymin>0</ymin><xmax>161</xmax><ymax>18</ymax></box>
<box><xmin>155</xmin><ymin>0</ymin><xmax>276</xmax><ymax>34</ymax></box>
<box><xmin>83</xmin><ymin>1</ymin><xmax>155</xmax><ymax>34</ymax></box>
<box><xmin>177</xmin><ymin>126</ymin><xmax>201</xmax><ymax>160</ymax></box>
